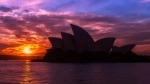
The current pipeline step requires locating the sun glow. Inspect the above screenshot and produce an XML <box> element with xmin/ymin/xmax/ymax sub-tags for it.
<box><xmin>2</xmin><ymin>44</ymin><xmax>45</xmax><ymax>56</ymax></box>
<box><xmin>23</xmin><ymin>47</ymin><xmax>32</xmax><ymax>54</ymax></box>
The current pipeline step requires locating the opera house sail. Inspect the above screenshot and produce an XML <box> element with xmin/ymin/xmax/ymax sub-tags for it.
<box><xmin>37</xmin><ymin>24</ymin><xmax>142</xmax><ymax>63</ymax></box>
<box><xmin>70</xmin><ymin>24</ymin><xmax>94</xmax><ymax>52</ymax></box>
<box><xmin>61</xmin><ymin>32</ymin><xmax>76</xmax><ymax>52</ymax></box>
<box><xmin>95</xmin><ymin>37</ymin><xmax>116</xmax><ymax>53</ymax></box>
<box><xmin>112</xmin><ymin>44</ymin><xmax>136</xmax><ymax>55</ymax></box>
<box><xmin>48</xmin><ymin>37</ymin><xmax>63</xmax><ymax>49</ymax></box>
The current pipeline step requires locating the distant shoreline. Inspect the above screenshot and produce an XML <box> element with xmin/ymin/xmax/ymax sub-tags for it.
<box><xmin>31</xmin><ymin>55</ymin><xmax>150</xmax><ymax>63</ymax></box>
<box><xmin>0</xmin><ymin>55</ymin><xmax>43</xmax><ymax>60</ymax></box>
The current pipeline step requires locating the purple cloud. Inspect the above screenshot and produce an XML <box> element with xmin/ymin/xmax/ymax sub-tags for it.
<box><xmin>0</xmin><ymin>0</ymin><xmax>149</xmax><ymax>55</ymax></box>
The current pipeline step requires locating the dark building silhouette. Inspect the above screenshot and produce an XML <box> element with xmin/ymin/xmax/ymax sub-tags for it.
<box><xmin>61</xmin><ymin>32</ymin><xmax>77</xmax><ymax>52</ymax></box>
<box><xmin>95</xmin><ymin>37</ymin><xmax>116</xmax><ymax>53</ymax></box>
<box><xmin>71</xmin><ymin>24</ymin><xmax>95</xmax><ymax>52</ymax></box>
<box><xmin>48</xmin><ymin>37</ymin><xmax>63</xmax><ymax>49</ymax></box>
<box><xmin>32</xmin><ymin>24</ymin><xmax>149</xmax><ymax>62</ymax></box>
<box><xmin>111</xmin><ymin>44</ymin><xmax>136</xmax><ymax>55</ymax></box>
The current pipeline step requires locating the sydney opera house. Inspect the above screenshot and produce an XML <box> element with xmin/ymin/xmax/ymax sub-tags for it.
<box><xmin>37</xmin><ymin>24</ymin><xmax>148</xmax><ymax>62</ymax></box>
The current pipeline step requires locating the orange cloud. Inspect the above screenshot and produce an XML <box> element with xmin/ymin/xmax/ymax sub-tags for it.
<box><xmin>0</xmin><ymin>10</ymin><xmax>150</xmax><ymax>56</ymax></box>
<box><xmin>2</xmin><ymin>44</ymin><xmax>48</xmax><ymax>56</ymax></box>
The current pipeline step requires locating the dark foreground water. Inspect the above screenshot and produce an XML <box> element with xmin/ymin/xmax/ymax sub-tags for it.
<box><xmin>0</xmin><ymin>60</ymin><xmax>150</xmax><ymax>84</ymax></box>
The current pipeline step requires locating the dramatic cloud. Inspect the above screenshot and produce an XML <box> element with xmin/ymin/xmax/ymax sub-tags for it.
<box><xmin>0</xmin><ymin>6</ymin><xmax>12</xmax><ymax>12</ymax></box>
<box><xmin>0</xmin><ymin>0</ymin><xmax>149</xmax><ymax>56</ymax></box>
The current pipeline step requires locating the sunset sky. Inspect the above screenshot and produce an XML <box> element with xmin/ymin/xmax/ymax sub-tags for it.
<box><xmin>0</xmin><ymin>0</ymin><xmax>150</xmax><ymax>56</ymax></box>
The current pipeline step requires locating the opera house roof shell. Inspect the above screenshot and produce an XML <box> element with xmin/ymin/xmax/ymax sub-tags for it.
<box><xmin>61</xmin><ymin>32</ymin><xmax>76</xmax><ymax>51</ymax></box>
<box><xmin>112</xmin><ymin>44</ymin><xmax>136</xmax><ymax>54</ymax></box>
<box><xmin>95</xmin><ymin>37</ymin><xmax>116</xmax><ymax>53</ymax></box>
<box><xmin>48</xmin><ymin>37</ymin><xmax>63</xmax><ymax>49</ymax></box>
<box><xmin>48</xmin><ymin>24</ymin><xmax>136</xmax><ymax>55</ymax></box>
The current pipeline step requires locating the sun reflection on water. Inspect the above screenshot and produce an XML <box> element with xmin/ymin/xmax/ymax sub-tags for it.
<box><xmin>20</xmin><ymin>60</ymin><xmax>32</xmax><ymax>84</ymax></box>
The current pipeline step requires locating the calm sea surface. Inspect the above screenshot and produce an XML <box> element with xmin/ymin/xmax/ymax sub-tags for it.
<box><xmin>0</xmin><ymin>60</ymin><xmax>150</xmax><ymax>84</ymax></box>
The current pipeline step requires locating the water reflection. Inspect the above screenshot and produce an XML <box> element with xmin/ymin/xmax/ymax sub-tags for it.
<box><xmin>20</xmin><ymin>60</ymin><xmax>32</xmax><ymax>84</ymax></box>
<box><xmin>0</xmin><ymin>61</ymin><xmax>150</xmax><ymax>84</ymax></box>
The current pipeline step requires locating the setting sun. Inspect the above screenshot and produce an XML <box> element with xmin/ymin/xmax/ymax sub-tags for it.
<box><xmin>23</xmin><ymin>47</ymin><xmax>32</xmax><ymax>54</ymax></box>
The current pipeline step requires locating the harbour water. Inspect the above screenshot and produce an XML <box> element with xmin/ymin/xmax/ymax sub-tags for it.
<box><xmin>0</xmin><ymin>60</ymin><xmax>150</xmax><ymax>84</ymax></box>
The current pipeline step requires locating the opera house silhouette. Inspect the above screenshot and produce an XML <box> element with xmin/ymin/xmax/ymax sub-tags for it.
<box><xmin>33</xmin><ymin>24</ymin><xmax>149</xmax><ymax>63</ymax></box>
